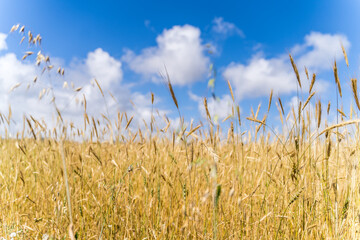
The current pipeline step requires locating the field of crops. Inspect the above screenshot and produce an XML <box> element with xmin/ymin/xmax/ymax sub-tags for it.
<box><xmin>1</xmin><ymin>26</ymin><xmax>360</xmax><ymax>239</ymax></box>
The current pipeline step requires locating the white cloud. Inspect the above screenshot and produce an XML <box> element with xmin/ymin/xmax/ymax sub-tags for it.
<box><xmin>212</xmin><ymin>17</ymin><xmax>244</xmax><ymax>38</ymax></box>
<box><xmin>0</xmin><ymin>33</ymin><xmax>7</xmax><ymax>51</ymax></box>
<box><xmin>189</xmin><ymin>92</ymin><xmax>233</xmax><ymax>122</ymax></box>
<box><xmin>0</xmin><ymin>53</ymin><xmax>36</xmax><ymax>91</ymax></box>
<box><xmin>223</xmin><ymin>32</ymin><xmax>349</xmax><ymax>99</ymax></box>
<box><xmin>0</xmin><ymin>53</ymin><xmax>55</xmax><ymax>129</ymax></box>
<box><xmin>130</xmin><ymin>92</ymin><xmax>171</xmax><ymax>128</ymax></box>
<box><xmin>294</xmin><ymin>32</ymin><xmax>350</xmax><ymax>71</ymax></box>
<box><xmin>64</xmin><ymin>48</ymin><xmax>127</xmax><ymax>116</ymax></box>
<box><xmin>0</xmin><ymin>48</ymin><xmax>171</xmax><ymax>137</ymax></box>
<box><xmin>224</xmin><ymin>54</ymin><xmax>296</xmax><ymax>99</ymax></box>
<box><xmin>63</xmin><ymin>49</ymin><xmax>170</xmax><ymax>133</ymax></box>
<box><xmin>123</xmin><ymin>24</ymin><xmax>209</xmax><ymax>86</ymax></box>
<box><xmin>86</xmin><ymin>48</ymin><xmax>123</xmax><ymax>88</ymax></box>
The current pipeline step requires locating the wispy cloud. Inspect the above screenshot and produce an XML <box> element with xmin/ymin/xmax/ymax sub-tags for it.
<box><xmin>212</xmin><ymin>17</ymin><xmax>244</xmax><ymax>38</ymax></box>
<box><xmin>144</xmin><ymin>20</ymin><xmax>156</xmax><ymax>32</ymax></box>
<box><xmin>123</xmin><ymin>24</ymin><xmax>209</xmax><ymax>86</ymax></box>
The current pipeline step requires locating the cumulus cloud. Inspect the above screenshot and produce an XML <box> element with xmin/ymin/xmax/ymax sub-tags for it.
<box><xmin>189</xmin><ymin>92</ymin><xmax>233</xmax><ymax>122</ymax></box>
<box><xmin>48</xmin><ymin>48</ymin><xmax>127</xmax><ymax>122</ymax></box>
<box><xmin>293</xmin><ymin>32</ymin><xmax>350</xmax><ymax>71</ymax></box>
<box><xmin>0</xmin><ymin>47</ymin><xmax>170</xmax><ymax>137</ymax></box>
<box><xmin>223</xmin><ymin>54</ymin><xmax>296</xmax><ymax>99</ymax></box>
<box><xmin>0</xmin><ymin>53</ymin><xmax>71</xmax><ymax>135</ymax></box>
<box><xmin>0</xmin><ymin>53</ymin><xmax>39</xmax><ymax>121</ymax></box>
<box><xmin>123</xmin><ymin>24</ymin><xmax>209</xmax><ymax>86</ymax></box>
<box><xmin>65</xmin><ymin>48</ymin><xmax>123</xmax><ymax>88</ymax></box>
<box><xmin>0</xmin><ymin>33</ymin><xmax>7</xmax><ymax>51</ymax></box>
<box><xmin>223</xmin><ymin>32</ymin><xmax>349</xmax><ymax>99</ymax></box>
<box><xmin>212</xmin><ymin>17</ymin><xmax>244</xmax><ymax>38</ymax></box>
<box><xmin>63</xmin><ymin>49</ymin><xmax>168</xmax><ymax>130</ymax></box>
<box><xmin>0</xmin><ymin>53</ymin><xmax>36</xmax><ymax>91</ymax></box>
<box><xmin>86</xmin><ymin>48</ymin><xmax>123</xmax><ymax>88</ymax></box>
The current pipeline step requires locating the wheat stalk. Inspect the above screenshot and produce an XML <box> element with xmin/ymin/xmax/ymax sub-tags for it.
<box><xmin>289</xmin><ymin>54</ymin><xmax>302</xmax><ymax>89</ymax></box>
<box><xmin>333</xmin><ymin>60</ymin><xmax>342</xmax><ymax>97</ymax></box>
<box><xmin>351</xmin><ymin>78</ymin><xmax>360</xmax><ymax>111</ymax></box>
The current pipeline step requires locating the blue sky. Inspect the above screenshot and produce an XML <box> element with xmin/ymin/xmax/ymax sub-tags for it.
<box><xmin>0</xmin><ymin>0</ymin><xmax>359</xmax><ymax>134</ymax></box>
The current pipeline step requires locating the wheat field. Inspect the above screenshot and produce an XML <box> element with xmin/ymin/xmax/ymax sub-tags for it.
<box><xmin>1</xmin><ymin>25</ymin><xmax>360</xmax><ymax>239</ymax></box>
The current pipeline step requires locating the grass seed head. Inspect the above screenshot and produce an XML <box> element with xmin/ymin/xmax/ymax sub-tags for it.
<box><xmin>289</xmin><ymin>54</ymin><xmax>302</xmax><ymax>89</ymax></box>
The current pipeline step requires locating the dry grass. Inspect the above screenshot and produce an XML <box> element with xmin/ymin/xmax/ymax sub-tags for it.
<box><xmin>1</xmin><ymin>118</ymin><xmax>360</xmax><ymax>239</ymax></box>
<box><xmin>1</xmin><ymin>25</ymin><xmax>360</xmax><ymax>239</ymax></box>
